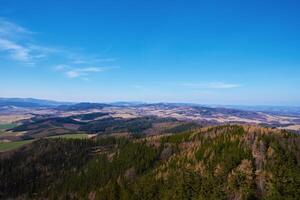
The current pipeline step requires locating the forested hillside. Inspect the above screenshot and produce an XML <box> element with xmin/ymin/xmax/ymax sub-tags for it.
<box><xmin>1</xmin><ymin>125</ymin><xmax>300</xmax><ymax>199</ymax></box>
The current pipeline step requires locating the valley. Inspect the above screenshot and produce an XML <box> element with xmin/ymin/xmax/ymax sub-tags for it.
<box><xmin>1</xmin><ymin>1</ymin><xmax>300</xmax><ymax>199</ymax></box>
<box><xmin>1</xmin><ymin>98</ymin><xmax>300</xmax><ymax>147</ymax></box>
<box><xmin>0</xmin><ymin>98</ymin><xmax>300</xmax><ymax>199</ymax></box>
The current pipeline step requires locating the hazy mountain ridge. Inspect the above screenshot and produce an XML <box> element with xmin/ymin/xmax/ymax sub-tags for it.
<box><xmin>1</xmin><ymin>98</ymin><xmax>300</xmax><ymax>141</ymax></box>
<box><xmin>1</xmin><ymin>98</ymin><xmax>299</xmax><ymax>199</ymax></box>
<box><xmin>0</xmin><ymin>98</ymin><xmax>73</xmax><ymax>108</ymax></box>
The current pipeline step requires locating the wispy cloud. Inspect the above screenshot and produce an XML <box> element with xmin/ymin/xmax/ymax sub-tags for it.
<box><xmin>65</xmin><ymin>66</ymin><xmax>118</xmax><ymax>78</ymax></box>
<box><xmin>0</xmin><ymin>37</ymin><xmax>56</xmax><ymax>65</ymax></box>
<box><xmin>0</xmin><ymin>38</ymin><xmax>30</xmax><ymax>62</ymax></box>
<box><xmin>53</xmin><ymin>64</ymin><xmax>70</xmax><ymax>71</ymax></box>
<box><xmin>0</xmin><ymin>18</ymin><xmax>33</xmax><ymax>38</ymax></box>
<box><xmin>181</xmin><ymin>82</ymin><xmax>240</xmax><ymax>89</ymax></box>
<box><xmin>0</xmin><ymin>18</ymin><xmax>119</xmax><ymax>79</ymax></box>
<box><xmin>70</xmin><ymin>57</ymin><xmax>117</xmax><ymax>64</ymax></box>
<box><xmin>0</xmin><ymin>18</ymin><xmax>52</xmax><ymax>65</ymax></box>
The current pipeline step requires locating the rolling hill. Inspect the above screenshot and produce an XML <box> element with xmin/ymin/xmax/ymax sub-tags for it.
<box><xmin>0</xmin><ymin>125</ymin><xmax>299</xmax><ymax>199</ymax></box>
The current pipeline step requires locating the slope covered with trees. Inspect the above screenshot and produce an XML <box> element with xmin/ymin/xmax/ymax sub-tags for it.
<box><xmin>0</xmin><ymin>125</ymin><xmax>299</xmax><ymax>199</ymax></box>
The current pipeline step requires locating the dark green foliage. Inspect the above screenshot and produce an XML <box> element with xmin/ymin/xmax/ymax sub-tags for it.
<box><xmin>51</xmin><ymin>139</ymin><xmax>160</xmax><ymax>199</ymax></box>
<box><xmin>195</xmin><ymin>134</ymin><xmax>251</xmax><ymax>173</ymax></box>
<box><xmin>262</xmin><ymin>136</ymin><xmax>300</xmax><ymax>199</ymax></box>
<box><xmin>80</xmin><ymin>116</ymin><xmax>175</xmax><ymax>134</ymax></box>
<box><xmin>163</xmin><ymin>122</ymin><xmax>200</xmax><ymax>134</ymax></box>
<box><xmin>57</xmin><ymin>102</ymin><xmax>109</xmax><ymax>111</ymax></box>
<box><xmin>161</xmin><ymin>132</ymin><xmax>192</xmax><ymax>144</ymax></box>
<box><xmin>0</xmin><ymin>137</ymin><xmax>117</xmax><ymax>199</ymax></box>
<box><xmin>9</xmin><ymin>116</ymin><xmax>178</xmax><ymax>140</ymax></box>
<box><xmin>12</xmin><ymin>117</ymin><xmax>84</xmax><ymax>132</ymax></box>
<box><xmin>0</xmin><ymin>125</ymin><xmax>300</xmax><ymax>199</ymax></box>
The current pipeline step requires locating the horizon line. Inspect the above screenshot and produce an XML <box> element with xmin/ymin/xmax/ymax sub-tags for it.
<box><xmin>1</xmin><ymin>96</ymin><xmax>300</xmax><ymax>107</ymax></box>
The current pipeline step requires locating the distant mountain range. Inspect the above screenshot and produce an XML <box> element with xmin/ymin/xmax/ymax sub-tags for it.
<box><xmin>0</xmin><ymin>98</ymin><xmax>73</xmax><ymax>108</ymax></box>
<box><xmin>1</xmin><ymin>97</ymin><xmax>300</xmax><ymax>114</ymax></box>
<box><xmin>1</xmin><ymin>98</ymin><xmax>300</xmax><ymax>136</ymax></box>
<box><xmin>220</xmin><ymin>105</ymin><xmax>300</xmax><ymax>116</ymax></box>
<box><xmin>1</xmin><ymin>99</ymin><xmax>300</xmax><ymax>199</ymax></box>
<box><xmin>57</xmin><ymin>102</ymin><xmax>110</xmax><ymax>111</ymax></box>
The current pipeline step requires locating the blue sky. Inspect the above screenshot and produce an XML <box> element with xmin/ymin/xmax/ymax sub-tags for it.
<box><xmin>0</xmin><ymin>0</ymin><xmax>299</xmax><ymax>105</ymax></box>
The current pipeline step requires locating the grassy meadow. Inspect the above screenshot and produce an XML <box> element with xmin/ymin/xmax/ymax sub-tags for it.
<box><xmin>0</xmin><ymin>140</ymin><xmax>34</xmax><ymax>152</ymax></box>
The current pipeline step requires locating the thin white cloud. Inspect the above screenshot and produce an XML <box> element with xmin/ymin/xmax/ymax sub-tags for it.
<box><xmin>0</xmin><ymin>38</ymin><xmax>52</xmax><ymax>64</ymax></box>
<box><xmin>0</xmin><ymin>18</ymin><xmax>119</xmax><ymax>79</ymax></box>
<box><xmin>94</xmin><ymin>58</ymin><xmax>117</xmax><ymax>62</ymax></box>
<box><xmin>0</xmin><ymin>18</ymin><xmax>33</xmax><ymax>38</ymax></box>
<box><xmin>181</xmin><ymin>82</ymin><xmax>240</xmax><ymax>89</ymax></box>
<box><xmin>0</xmin><ymin>38</ymin><xmax>30</xmax><ymax>62</ymax></box>
<box><xmin>65</xmin><ymin>67</ymin><xmax>117</xmax><ymax>78</ymax></box>
<box><xmin>53</xmin><ymin>64</ymin><xmax>70</xmax><ymax>71</ymax></box>
<box><xmin>0</xmin><ymin>19</ymin><xmax>50</xmax><ymax>64</ymax></box>
<box><xmin>28</xmin><ymin>44</ymin><xmax>59</xmax><ymax>54</ymax></box>
<box><xmin>70</xmin><ymin>57</ymin><xmax>117</xmax><ymax>65</ymax></box>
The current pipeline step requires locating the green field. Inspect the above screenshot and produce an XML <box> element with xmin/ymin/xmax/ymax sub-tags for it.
<box><xmin>47</xmin><ymin>133</ymin><xmax>89</xmax><ymax>139</ymax></box>
<box><xmin>0</xmin><ymin>140</ymin><xmax>34</xmax><ymax>152</ymax></box>
<box><xmin>0</xmin><ymin>123</ymin><xmax>17</xmax><ymax>130</ymax></box>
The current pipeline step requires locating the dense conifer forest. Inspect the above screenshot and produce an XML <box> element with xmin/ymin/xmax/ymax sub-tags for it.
<box><xmin>1</xmin><ymin>125</ymin><xmax>300</xmax><ymax>199</ymax></box>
